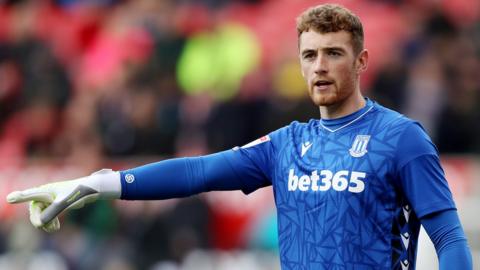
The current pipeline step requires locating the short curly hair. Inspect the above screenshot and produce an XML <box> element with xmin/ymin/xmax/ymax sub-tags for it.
<box><xmin>296</xmin><ymin>4</ymin><xmax>364</xmax><ymax>55</ymax></box>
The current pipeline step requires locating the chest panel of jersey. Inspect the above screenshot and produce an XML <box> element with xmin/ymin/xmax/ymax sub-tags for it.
<box><xmin>271</xmin><ymin>109</ymin><xmax>420</xmax><ymax>270</ymax></box>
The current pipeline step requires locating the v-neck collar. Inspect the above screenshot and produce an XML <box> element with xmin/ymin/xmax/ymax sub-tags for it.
<box><xmin>319</xmin><ymin>98</ymin><xmax>374</xmax><ymax>133</ymax></box>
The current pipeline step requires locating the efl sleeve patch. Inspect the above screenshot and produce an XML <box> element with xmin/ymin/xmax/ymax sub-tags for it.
<box><xmin>241</xmin><ymin>135</ymin><xmax>271</xmax><ymax>149</ymax></box>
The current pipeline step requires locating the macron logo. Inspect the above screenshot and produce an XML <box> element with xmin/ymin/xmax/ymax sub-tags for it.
<box><xmin>301</xmin><ymin>141</ymin><xmax>313</xmax><ymax>157</ymax></box>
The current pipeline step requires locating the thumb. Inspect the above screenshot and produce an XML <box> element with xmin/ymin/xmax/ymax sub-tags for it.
<box><xmin>39</xmin><ymin>185</ymin><xmax>98</xmax><ymax>225</ymax></box>
<box><xmin>6</xmin><ymin>187</ymin><xmax>54</xmax><ymax>204</ymax></box>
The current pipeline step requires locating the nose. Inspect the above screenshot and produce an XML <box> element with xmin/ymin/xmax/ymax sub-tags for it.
<box><xmin>314</xmin><ymin>54</ymin><xmax>328</xmax><ymax>74</ymax></box>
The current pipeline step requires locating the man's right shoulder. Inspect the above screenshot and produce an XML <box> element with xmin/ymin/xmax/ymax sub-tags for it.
<box><xmin>266</xmin><ymin>120</ymin><xmax>319</xmax><ymax>153</ymax></box>
<box><xmin>270</xmin><ymin>120</ymin><xmax>316</xmax><ymax>138</ymax></box>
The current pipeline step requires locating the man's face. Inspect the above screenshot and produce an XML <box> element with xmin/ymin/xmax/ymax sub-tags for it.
<box><xmin>299</xmin><ymin>30</ymin><xmax>366</xmax><ymax>107</ymax></box>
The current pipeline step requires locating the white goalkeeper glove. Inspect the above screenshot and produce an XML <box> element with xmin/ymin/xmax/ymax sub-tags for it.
<box><xmin>6</xmin><ymin>169</ymin><xmax>121</xmax><ymax>233</ymax></box>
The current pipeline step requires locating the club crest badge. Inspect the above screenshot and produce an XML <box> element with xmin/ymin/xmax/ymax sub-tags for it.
<box><xmin>349</xmin><ymin>135</ymin><xmax>370</xmax><ymax>158</ymax></box>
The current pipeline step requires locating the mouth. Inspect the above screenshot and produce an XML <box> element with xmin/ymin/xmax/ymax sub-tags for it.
<box><xmin>313</xmin><ymin>80</ymin><xmax>333</xmax><ymax>89</ymax></box>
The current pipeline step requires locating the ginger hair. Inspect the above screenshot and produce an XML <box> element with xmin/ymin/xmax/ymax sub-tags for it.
<box><xmin>296</xmin><ymin>4</ymin><xmax>364</xmax><ymax>55</ymax></box>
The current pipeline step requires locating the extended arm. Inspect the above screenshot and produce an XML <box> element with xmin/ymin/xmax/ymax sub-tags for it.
<box><xmin>421</xmin><ymin>209</ymin><xmax>472</xmax><ymax>270</ymax></box>
<box><xmin>6</xmin><ymin>148</ymin><xmax>272</xmax><ymax>232</ymax></box>
<box><xmin>120</xmin><ymin>150</ymin><xmax>270</xmax><ymax>200</ymax></box>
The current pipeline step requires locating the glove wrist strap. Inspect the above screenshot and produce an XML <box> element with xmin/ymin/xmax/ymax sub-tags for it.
<box><xmin>87</xmin><ymin>169</ymin><xmax>121</xmax><ymax>199</ymax></box>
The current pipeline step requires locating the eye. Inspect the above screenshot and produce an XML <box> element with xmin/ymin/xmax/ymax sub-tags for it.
<box><xmin>303</xmin><ymin>53</ymin><xmax>314</xmax><ymax>60</ymax></box>
<box><xmin>302</xmin><ymin>51</ymin><xmax>316</xmax><ymax>61</ymax></box>
<box><xmin>327</xmin><ymin>50</ymin><xmax>341</xmax><ymax>57</ymax></box>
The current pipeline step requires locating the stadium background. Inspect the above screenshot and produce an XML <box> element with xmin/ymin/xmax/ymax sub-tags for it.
<box><xmin>0</xmin><ymin>0</ymin><xmax>479</xmax><ymax>269</ymax></box>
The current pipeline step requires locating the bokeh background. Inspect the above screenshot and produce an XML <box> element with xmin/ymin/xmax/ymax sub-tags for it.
<box><xmin>0</xmin><ymin>0</ymin><xmax>479</xmax><ymax>269</ymax></box>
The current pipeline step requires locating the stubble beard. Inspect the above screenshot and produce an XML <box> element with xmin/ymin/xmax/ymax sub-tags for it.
<box><xmin>313</xmin><ymin>94</ymin><xmax>339</xmax><ymax>107</ymax></box>
<box><xmin>309</xmin><ymin>80</ymin><xmax>356</xmax><ymax>108</ymax></box>
<box><xmin>309</xmin><ymin>86</ymin><xmax>345</xmax><ymax>107</ymax></box>
<box><xmin>308</xmin><ymin>62</ymin><xmax>360</xmax><ymax>108</ymax></box>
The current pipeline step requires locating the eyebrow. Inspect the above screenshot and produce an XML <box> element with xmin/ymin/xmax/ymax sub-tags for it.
<box><xmin>301</xmin><ymin>46</ymin><xmax>347</xmax><ymax>55</ymax></box>
<box><xmin>323</xmin><ymin>46</ymin><xmax>347</xmax><ymax>52</ymax></box>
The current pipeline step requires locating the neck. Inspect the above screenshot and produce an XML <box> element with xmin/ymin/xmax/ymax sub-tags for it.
<box><xmin>319</xmin><ymin>90</ymin><xmax>365</xmax><ymax>119</ymax></box>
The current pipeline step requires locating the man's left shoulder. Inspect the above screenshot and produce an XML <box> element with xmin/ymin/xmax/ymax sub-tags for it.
<box><xmin>369</xmin><ymin>101</ymin><xmax>415</xmax><ymax>130</ymax></box>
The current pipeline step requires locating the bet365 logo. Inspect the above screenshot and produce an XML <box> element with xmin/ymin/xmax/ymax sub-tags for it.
<box><xmin>288</xmin><ymin>169</ymin><xmax>366</xmax><ymax>193</ymax></box>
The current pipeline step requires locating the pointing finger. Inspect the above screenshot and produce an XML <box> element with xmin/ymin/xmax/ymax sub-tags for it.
<box><xmin>6</xmin><ymin>188</ymin><xmax>54</xmax><ymax>204</ymax></box>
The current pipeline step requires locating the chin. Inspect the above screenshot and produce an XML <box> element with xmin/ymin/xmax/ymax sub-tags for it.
<box><xmin>311</xmin><ymin>94</ymin><xmax>338</xmax><ymax>107</ymax></box>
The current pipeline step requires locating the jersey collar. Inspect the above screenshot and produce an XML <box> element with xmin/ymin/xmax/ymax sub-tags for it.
<box><xmin>320</xmin><ymin>98</ymin><xmax>374</xmax><ymax>133</ymax></box>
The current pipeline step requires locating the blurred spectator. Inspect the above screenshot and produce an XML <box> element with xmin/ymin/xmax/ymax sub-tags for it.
<box><xmin>435</xmin><ymin>34</ymin><xmax>480</xmax><ymax>153</ymax></box>
<box><xmin>370</xmin><ymin>51</ymin><xmax>408</xmax><ymax>112</ymax></box>
<box><xmin>1</xmin><ymin>0</ymin><xmax>480</xmax><ymax>269</ymax></box>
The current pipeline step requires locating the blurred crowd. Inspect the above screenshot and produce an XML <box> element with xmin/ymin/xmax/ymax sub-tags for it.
<box><xmin>0</xmin><ymin>0</ymin><xmax>479</xmax><ymax>269</ymax></box>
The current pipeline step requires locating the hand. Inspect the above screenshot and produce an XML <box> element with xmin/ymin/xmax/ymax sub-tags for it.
<box><xmin>6</xmin><ymin>169</ymin><xmax>120</xmax><ymax>232</ymax></box>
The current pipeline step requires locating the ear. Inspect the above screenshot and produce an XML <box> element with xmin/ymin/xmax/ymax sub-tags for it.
<box><xmin>356</xmin><ymin>49</ymin><xmax>369</xmax><ymax>74</ymax></box>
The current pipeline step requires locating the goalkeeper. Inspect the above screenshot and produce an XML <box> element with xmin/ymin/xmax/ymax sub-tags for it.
<box><xmin>7</xmin><ymin>4</ymin><xmax>472</xmax><ymax>270</ymax></box>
